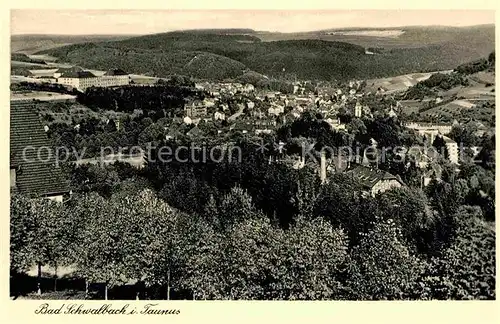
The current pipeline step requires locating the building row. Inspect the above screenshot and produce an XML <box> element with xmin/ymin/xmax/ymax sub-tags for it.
<box><xmin>26</xmin><ymin>67</ymin><xmax>130</xmax><ymax>92</ymax></box>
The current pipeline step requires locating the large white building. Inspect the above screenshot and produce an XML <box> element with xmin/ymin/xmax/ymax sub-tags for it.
<box><xmin>55</xmin><ymin>68</ymin><xmax>130</xmax><ymax>92</ymax></box>
<box><xmin>57</xmin><ymin>70</ymin><xmax>98</xmax><ymax>91</ymax></box>
<box><xmin>406</xmin><ymin>122</ymin><xmax>453</xmax><ymax>144</ymax></box>
<box><xmin>443</xmin><ymin>136</ymin><xmax>459</xmax><ymax>165</ymax></box>
<box><xmin>97</xmin><ymin>69</ymin><xmax>130</xmax><ymax>87</ymax></box>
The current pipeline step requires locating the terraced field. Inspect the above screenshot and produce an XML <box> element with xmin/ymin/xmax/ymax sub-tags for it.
<box><xmin>366</xmin><ymin>70</ymin><xmax>453</xmax><ymax>93</ymax></box>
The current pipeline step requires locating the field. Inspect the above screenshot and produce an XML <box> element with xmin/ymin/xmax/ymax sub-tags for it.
<box><xmin>11</xmin><ymin>75</ymin><xmax>44</xmax><ymax>83</ymax></box>
<box><xmin>471</xmin><ymin>71</ymin><xmax>496</xmax><ymax>84</ymax></box>
<box><xmin>456</xmin><ymin>86</ymin><xmax>495</xmax><ymax>100</ymax></box>
<box><xmin>27</xmin><ymin>54</ymin><xmax>58</xmax><ymax>62</ymax></box>
<box><xmin>11</xmin><ymin>90</ymin><xmax>77</xmax><ymax>102</ymax></box>
<box><xmin>448</xmin><ymin>72</ymin><xmax>496</xmax><ymax>99</ymax></box>
<box><xmin>399</xmin><ymin>99</ymin><xmax>430</xmax><ymax>115</ymax></box>
<box><xmin>366</xmin><ymin>70</ymin><xmax>453</xmax><ymax>93</ymax></box>
<box><xmin>11</xmin><ymin>60</ymin><xmax>50</xmax><ymax>68</ymax></box>
<box><xmin>417</xmin><ymin>97</ymin><xmax>494</xmax><ymax>125</ymax></box>
<box><xmin>255</xmin><ymin>25</ymin><xmax>495</xmax><ymax>49</ymax></box>
<box><xmin>324</xmin><ymin>29</ymin><xmax>405</xmax><ymax>38</ymax></box>
<box><xmin>421</xmin><ymin>99</ymin><xmax>476</xmax><ymax>118</ymax></box>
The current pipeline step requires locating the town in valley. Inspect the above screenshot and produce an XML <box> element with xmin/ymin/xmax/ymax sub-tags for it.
<box><xmin>9</xmin><ymin>10</ymin><xmax>496</xmax><ymax>301</ymax></box>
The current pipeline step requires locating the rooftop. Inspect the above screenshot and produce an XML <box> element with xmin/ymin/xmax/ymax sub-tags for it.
<box><xmin>104</xmin><ymin>68</ymin><xmax>128</xmax><ymax>76</ymax></box>
<box><xmin>59</xmin><ymin>71</ymin><xmax>97</xmax><ymax>78</ymax></box>
<box><xmin>345</xmin><ymin>165</ymin><xmax>403</xmax><ymax>189</ymax></box>
<box><xmin>442</xmin><ymin>136</ymin><xmax>457</xmax><ymax>144</ymax></box>
<box><xmin>10</xmin><ymin>101</ymin><xmax>70</xmax><ymax>196</ymax></box>
<box><xmin>55</xmin><ymin>66</ymin><xmax>84</xmax><ymax>73</ymax></box>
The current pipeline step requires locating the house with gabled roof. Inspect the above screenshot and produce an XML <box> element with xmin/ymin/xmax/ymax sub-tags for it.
<box><xmin>345</xmin><ymin>165</ymin><xmax>404</xmax><ymax>197</ymax></box>
<box><xmin>230</xmin><ymin>121</ymin><xmax>254</xmax><ymax>134</ymax></box>
<box><xmin>186</xmin><ymin>125</ymin><xmax>204</xmax><ymax>138</ymax></box>
<box><xmin>10</xmin><ymin>101</ymin><xmax>70</xmax><ymax>201</ymax></box>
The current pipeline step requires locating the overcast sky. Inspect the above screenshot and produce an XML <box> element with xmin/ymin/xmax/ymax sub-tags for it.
<box><xmin>11</xmin><ymin>10</ymin><xmax>495</xmax><ymax>35</ymax></box>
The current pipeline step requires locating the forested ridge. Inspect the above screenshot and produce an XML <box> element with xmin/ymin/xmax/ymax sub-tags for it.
<box><xmin>37</xmin><ymin>26</ymin><xmax>495</xmax><ymax>81</ymax></box>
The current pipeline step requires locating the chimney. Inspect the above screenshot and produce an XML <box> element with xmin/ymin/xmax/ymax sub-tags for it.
<box><xmin>320</xmin><ymin>150</ymin><xmax>327</xmax><ymax>184</ymax></box>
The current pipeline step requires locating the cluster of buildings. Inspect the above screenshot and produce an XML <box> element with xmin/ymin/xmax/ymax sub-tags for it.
<box><xmin>6</xmin><ymin>98</ymin><xmax>413</xmax><ymax>202</ymax></box>
<box><xmin>24</xmin><ymin>67</ymin><xmax>130</xmax><ymax>92</ymax></box>
<box><xmin>404</xmin><ymin>121</ymin><xmax>459</xmax><ymax>164</ymax></box>
<box><xmin>11</xmin><ymin>65</ymin><xmax>487</xmax><ymax>202</ymax></box>
<box><xmin>180</xmin><ymin>78</ymin><xmax>407</xmax><ymax>142</ymax></box>
<box><xmin>405</xmin><ymin>121</ymin><xmax>454</xmax><ymax>143</ymax></box>
<box><xmin>195</xmin><ymin>82</ymin><xmax>255</xmax><ymax>97</ymax></box>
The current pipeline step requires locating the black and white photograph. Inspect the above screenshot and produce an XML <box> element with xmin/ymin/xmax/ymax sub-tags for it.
<box><xmin>8</xmin><ymin>8</ymin><xmax>496</xmax><ymax>302</ymax></box>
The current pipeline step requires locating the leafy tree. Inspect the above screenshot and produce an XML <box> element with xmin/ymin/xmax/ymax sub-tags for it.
<box><xmin>290</xmin><ymin>170</ymin><xmax>322</xmax><ymax>219</ymax></box>
<box><xmin>477</xmin><ymin>134</ymin><xmax>495</xmax><ymax>171</ymax></box>
<box><xmin>346</xmin><ymin>118</ymin><xmax>367</xmax><ymax>136</ymax></box>
<box><xmin>179</xmin><ymin>215</ymin><xmax>350</xmax><ymax>300</ymax></box>
<box><xmin>488</xmin><ymin>51</ymin><xmax>495</xmax><ymax>64</ymax></box>
<box><xmin>314</xmin><ymin>175</ymin><xmax>375</xmax><ymax>246</ymax></box>
<box><xmin>221</xmin><ymin>216</ymin><xmax>282</xmax><ymax>299</ymax></box>
<box><xmin>455</xmin><ymin>58</ymin><xmax>491</xmax><ymax>75</ymax></box>
<box><xmin>363</xmin><ymin>117</ymin><xmax>404</xmax><ymax>148</ymax></box>
<box><xmin>270</xmin><ymin>217</ymin><xmax>350</xmax><ymax>300</ymax></box>
<box><xmin>448</xmin><ymin>124</ymin><xmax>479</xmax><ymax>147</ymax></box>
<box><xmin>138</xmin><ymin>123</ymin><xmax>166</xmax><ymax>147</ymax></box>
<box><xmin>347</xmin><ymin>218</ymin><xmax>426</xmax><ymax>300</ymax></box>
<box><xmin>69</xmin><ymin>193</ymin><xmax>115</xmax><ymax>298</ymax></box>
<box><xmin>428</xmin><ymin>178</ymin><xmax>470</xmax><ymax>218</ymax></box>
<box><xmin>70</xmin><ymin>189</ymin><xmax>183</xmax><ymax>299</ymax></box>
<box><xmin>117</xmin><ymin>190</ymin><xmax>181</xmax><ymax>300</ymax></box>
<box><xmin>217</xmin><ymin>186</ymin><xmax>262</xmax><ymax>231</ymax></box>
<box><xmin>112</xmin><ymin>177</ymin><xmax>154</xmax><ymax>198</ymax></box>
<box><xmin>378</xmin><ymin>187</ymin><xmax>438</xmax><ymax>254</ymax></box>
<box><xmin>432</xmin><ymin>135</ymin><xmax>449</xmax><ymax>160</ymax></box>
<box><xmin>10</xmin><ymin>194</ymin><xmax>37</xmax><ymax>273</ymax></box>
<box><xmin>416</xmin><ymin>206</ymin><xmax>495</xmax><ymax>300</ymax></box>
<box><xmin>178</xmin><ymin>216</ymin><xmax>226</xmax><ymax>300</ymax></box>
<box><xmin>10</xmin><ymin>195</ymin><xmax>70</xmax><ymax>294</ymax></box>
<box><xmin>70</xmin><ymin>164</ymin><xmax>120</xmax><ymax>198</ymax></box>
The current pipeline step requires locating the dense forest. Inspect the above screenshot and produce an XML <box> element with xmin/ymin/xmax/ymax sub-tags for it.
<box><xmin>77</xmin><ymin>84</ymin><xmax>202</xmax><ymax>114</ymax></box>
<box><xmin>455</xmin><ymin>51</ymin><xmax>495</xmax><ymax>75</ymax></box>
<box><xmin>37</xmin><ymin>27</ymin><xmax>495</xmax><ymax>81</ymax></box>
<box><xmin>11</xmin><ymin>81</ymin><xmax>77</xmax><ymax>94</ymax></box>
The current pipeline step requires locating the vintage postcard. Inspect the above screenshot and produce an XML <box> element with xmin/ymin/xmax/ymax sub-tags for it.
<box><xmin>2</xmin><ymin>1</ymin><xmax>498</xmax><ymax>324</ymax></box>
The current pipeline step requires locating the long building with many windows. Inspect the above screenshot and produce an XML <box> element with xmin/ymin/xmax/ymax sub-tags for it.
<box><xmin>54</xmin><ymin>68</ymin><xmax>130</xmax><ymax>91</ymax></box>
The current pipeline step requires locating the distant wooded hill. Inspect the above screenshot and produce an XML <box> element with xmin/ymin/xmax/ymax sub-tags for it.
<box><xmin>11</xmin><ymin>34</ymin><xmax>134</xmax><ymax>54</ymax></box>
<box><xmin>18</xmin><ymin>25</ymin><xmax>495</xmax><ymax>81</ymax></box>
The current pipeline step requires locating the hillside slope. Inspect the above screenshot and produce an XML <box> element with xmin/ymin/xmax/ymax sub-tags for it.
<box><xmin>257</xmin><ymin>25</ymin><xmax>494</xmax><ymax>49</ymax></box>
<box><xmin>11</xmin><ymin>34</ymin><xmax>135</xmax><ymax>54</ymax></box>
<box><xmin>35</xmin><ymin>26</ymin><xmax>495</xmax><ymax>81</ymax></box>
